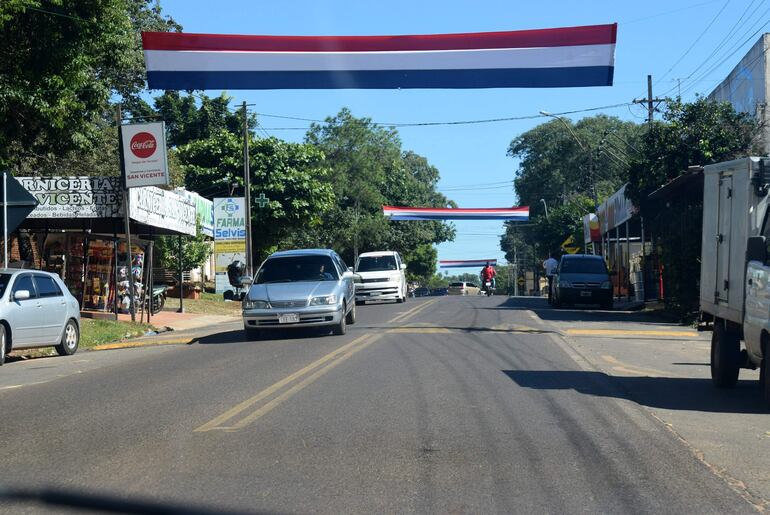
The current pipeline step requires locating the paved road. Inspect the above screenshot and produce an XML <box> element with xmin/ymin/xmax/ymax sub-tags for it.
<box><xmin>0</xmin><ymin>296</ymin><xmax>758</xmax><ymax>514</ymax></box>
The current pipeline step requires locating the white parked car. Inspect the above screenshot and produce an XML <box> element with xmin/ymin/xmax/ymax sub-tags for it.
<box><xmin>354</xmin><ymin>251</ymin><xmax>407</xmax><ymax>304</ymax></box>
<box><xmin>0</xmin><ymin>269</ymin><xmax>81</xmax><ymax>365</ymax></box>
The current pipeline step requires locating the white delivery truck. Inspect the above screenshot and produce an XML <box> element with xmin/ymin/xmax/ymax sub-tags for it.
<box><xmin>700</xmin><ymin>157</ymin><xmax>770</xmax><ymax>407</ymax></box>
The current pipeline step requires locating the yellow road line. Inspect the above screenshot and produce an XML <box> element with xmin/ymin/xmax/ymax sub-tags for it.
<box><xmin>386</xmin><ymin>327</ymin><xmax>452</xmax><ymax>334</ymax></box>
<box><xmin>388</xmin><ymin>298</ymin><xmax>438</xmax><ymax>325</ymax></box>
<box><xmin>224</xmin><ymin>334</ymin><xmax>382</xmax><ymax>431</ymax></box>
<box><xmin>565</xmin><ymin>329</ymin><xmax>698</xmax><ymax>338</ymax></box>
<box><xmin>91</xmin><ymin>338</ymin><xmax>195</xmax><ymax>351</ymax></box>
<box><xmin>194</xmin><ymin>333</ymin><xmax>375</xmax><ymax>432</ymax></box>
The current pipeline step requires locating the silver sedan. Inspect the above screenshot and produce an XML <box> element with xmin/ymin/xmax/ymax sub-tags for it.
<box><xmin>242</xmin><ymin>249</ymin><xmax>359</xmax><ymax>338</ymax></box>
<box><xmin>0</xmin><ymin>269</ymin><xmax>81</xmax><ymax>365</ymax></box>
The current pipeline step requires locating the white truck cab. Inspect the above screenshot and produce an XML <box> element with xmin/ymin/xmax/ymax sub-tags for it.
<box><xmin>354</xmin><ymin>251</ymin><xmax>408</xmax><ymax>304</ymax></box>
<box><xmin>700</xmin><ymin>157</ymin><xmax>770</xmax><ymax>407</ymax></box>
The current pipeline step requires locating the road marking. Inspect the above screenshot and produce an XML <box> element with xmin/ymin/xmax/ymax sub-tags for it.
<box><xmin>92</xmin><ymin>337</ymin><xmax>196</xmax><ymax>351</ymax></box>
<box><xmin>388</xmin><ymin>298</ymin><xmax>438</xmax><ymax>325</ymax></box>
<box><xmin>601</xmin><ymin>354</ymin><xmax>682</xmax><ymax>378</ymax></box>
<box><xmin>565</xmin><ymin>329</ymin><xmax>698</xmax><ymax>338</ymax></box>
<box><xmin>195</xmin><ymin>333</ymin><xmax>377</xmax><ymax>432</ymax></box>
<box><xmin>387</xmin><ymin>327</ymin><xmax>452</xmax><ymax>334</ymax></box>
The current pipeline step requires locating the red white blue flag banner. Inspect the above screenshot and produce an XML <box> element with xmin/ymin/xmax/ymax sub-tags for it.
<box><xmin>383</xmin><ymin>206</ymin><xmax>529</xmax><ymax>221</ymax></box>
<box><xmin>142</xmin><ymin>24</ymin><xmax>616</xmax><ymax>90</ymax></box>
<box><xmin>440</xmin><ymin>259</ymin><xmax>497</xmax><ymax>269</ymax></box>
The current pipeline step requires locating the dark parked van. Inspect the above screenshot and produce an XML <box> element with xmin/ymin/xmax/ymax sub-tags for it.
<box><xmin>551</xmin><ymin>255</ymin><xmax>613</xmax><ymax>309</ymax></box>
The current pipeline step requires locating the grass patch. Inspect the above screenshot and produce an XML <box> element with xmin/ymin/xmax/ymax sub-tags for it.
<box><xmin>164</xmin><ymin>292</ymin><xmax>241</xmax><ymax>316</ymax></box>
<box><xmin>80</xmin><ymin>318</ymin><xmax>155</xmax><ymax>350</ymax></box>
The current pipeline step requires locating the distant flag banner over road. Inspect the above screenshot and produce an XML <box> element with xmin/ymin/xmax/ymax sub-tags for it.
<box><xmin>440</xmin><ymin>260</ymin><xmax>498</xmax><ymax>269</ymax></box>
<box><xmin>383</xmin><ymin>206</ymin><xmax>529</xmax><ymax>221</ymax></box>
<box><xmin>142</xmin><ymin>24</ymin><xmax>616</xmax><ymax>90</ymax></box>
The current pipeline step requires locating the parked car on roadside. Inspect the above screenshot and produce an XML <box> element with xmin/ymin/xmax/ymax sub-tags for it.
<box><xmin>430</xmin><ymin>287</ymin><xmax>448</xmax><ymax>296</ymax></box>
<box><xmin>0</xmin><ymin>269</ymin><xmax>81</xmax><ymax>365</ymax></box>
<box><xmin>413</xmin><ymin>287</ymin><xmax>430</xmax><ymax>297</ymax></box>
<box><xmin>551</xmin><ymin>254</ymin><xmax>613</xmax><ymax>309</ymax></box>
<box><xmin>354</xmin><ymin>251</ymin><xmax>407</xmax><ymax>304</ymax></box>
<box><xmin>447</xmin><ymin>282</ymin><xmax>480</xmax><ymax>296</ymax></box>
<box><xmin>242</xmin><ymin>249</ymin><xmax>359</xmax><ymax>339</ymax></box>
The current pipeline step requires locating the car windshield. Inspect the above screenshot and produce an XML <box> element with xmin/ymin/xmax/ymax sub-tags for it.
<box><xmin>256</xmin><ymin>255</ymin><xmax>339</xmax><ymax>284</ymax></box>
<box><xmin>356</xmin><ymin>255</ymin><xmax>397</xmax><ymax>272</ymax></box>
<box><xmin>0</xmin><ymin>273</ymin><xmax>11</xmax><ymax>298</ymax></box>
<box><xmin>560</xmin><ymin>259</ymin><xmax>608</xmax><ymax>275</ymax></box>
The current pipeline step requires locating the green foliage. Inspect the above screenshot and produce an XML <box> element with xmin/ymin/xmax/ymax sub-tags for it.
<box><xmin>177</xmin><ymin>132</ymin><xmax>335</xmax><ymax>263</ymax></box>
<box><xmin>0</xmin><ymin>0</ymin><xmax>179</xmax><ymax>172</ymax></box>
<box><xmin>303</xmin><ymin>109</ymin><xmax>454</xmax><ymax>276</ymax></box>
<box><xmin>154</xmin><ymin>222</ymin><xmax>212</xmax><ymax>273</ymax></box>
<box><xmin>626</xmin><ymin>98</ymin><xmax>760</xmax><ymax>204</ymax></box>
<box><xmin>502</xmin><ymin>115</ymin><xmax>641</xmax><ymax>264</ymax></box>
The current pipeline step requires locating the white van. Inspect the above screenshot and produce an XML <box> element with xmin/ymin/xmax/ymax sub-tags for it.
<box><xmin>354</xmin><ymin>251</ymin><xmax>407</xmax><ymax>304</ymax></box>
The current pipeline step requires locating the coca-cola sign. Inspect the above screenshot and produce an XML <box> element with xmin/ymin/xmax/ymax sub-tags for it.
<box><xmin>121</xmin><ymin>122</ymin><xmax>168</xmax><ymax>188</ymax></box>
<box><xmin>129</xmin><ymin>132</ymin><xmax>157</xmax><ymax>159</ymax></box>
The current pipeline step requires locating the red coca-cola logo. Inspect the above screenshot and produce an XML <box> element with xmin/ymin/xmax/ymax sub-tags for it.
<box><xmin>129</xmin><ymin>132</ymin><xmax>157</xmax><ymax>159</ymax></box>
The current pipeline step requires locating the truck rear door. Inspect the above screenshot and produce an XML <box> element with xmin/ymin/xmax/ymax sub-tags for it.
<box><xmin>716</xmin><ymin>175</ymin><xmax>733</xmax><ymax>303</ymax></box>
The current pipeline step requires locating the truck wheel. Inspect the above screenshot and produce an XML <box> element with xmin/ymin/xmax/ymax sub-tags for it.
<box><xmin>711</xmin><ymin>322</ymin><xmax>740</xmax><ymax>388</ymax></box>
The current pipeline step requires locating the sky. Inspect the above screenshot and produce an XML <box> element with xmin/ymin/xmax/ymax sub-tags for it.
<box><xmin>159</xmin><ymin>0</ymin><xmax>768</xmax><ymax>274</ymax></box>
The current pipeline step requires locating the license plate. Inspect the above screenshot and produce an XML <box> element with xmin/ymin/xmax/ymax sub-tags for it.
<box><xmin>580</xmin><ymin>291</ymin><xmax>592</xmax><ymax>297</ymax></box>
<box><xmin>369</xmin><ymin>291</ymin><xmax>381</xmax><ymax>297</ymax></box>
<box><xmin>278</xmin><ymin>313</ymin><xmax>300</xmax><ymax>324</ymax></box>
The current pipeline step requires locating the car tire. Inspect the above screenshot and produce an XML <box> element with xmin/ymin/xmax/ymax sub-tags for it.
<box><xmin>397</xmin><ymin>294</ymin><xmax>404</xmax><ymax>304</ymax></box>
<box><xmin>55</xmin><ymin>319</ymin><xmax>79</xmax><ymax>356</ymax></box>
<box><xmin>0</xmin><ymin>324</ymin><xmax>6</xmax><ymax>366</ymax></box>
<box><xmin>346</xmin><ymin>301</ymin><xmax>356</xmax><ymax>325</ymax></box>
<box><xmin>333</xmin><ymin>304</ymin><xmax>347</xmax><ymax>335</ymax></box>
<box><xmin>245</xmin><ymin>327</ymin><xmax>261</xmax><ymax>340</ymax></box>
<box><xmin>711</xmin><ymin>322</ymin><xmax>740</xmax><ymax>388</ymax></box>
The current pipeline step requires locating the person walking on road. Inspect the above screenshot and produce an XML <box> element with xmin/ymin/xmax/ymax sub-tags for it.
<box><xmin>543</xmin><ymin>254</ymin><xmax>559</xmax><ymax>304</ymax></box>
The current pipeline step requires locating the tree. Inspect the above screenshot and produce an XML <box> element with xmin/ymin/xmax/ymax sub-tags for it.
<box><xmin>154</xmin><ymin>222</ymin><xmax>212</xmax><ymax>276</ymax></box>
<box><xmin>176</xmin><ymin>132</ymin><xmax>335</xmax><ymax>264</ymax></box>
<box><xmin>502</xmin><ymin>115</ymin><xmax>642</xmax><ymax>264</ymax></box>
<box><xmin>304</xmin><ymin>109</ymin><xmax>454</xmax><ymax>271</ymax></box>
<box><xmin>0</xmin><ymin>0</ymin><xmax>179</xmax><ymax>172</ymax></box>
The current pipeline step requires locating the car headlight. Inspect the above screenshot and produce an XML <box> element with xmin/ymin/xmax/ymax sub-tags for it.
<box><xmin>601</xmin><ymin>281</ymin><xmax>612</xmax><ymax>289</ymax></box>
<box><xmin>310</xmin><ymin>294</ymin><xmax>337</xmax><ymax>306</ymax></box>
<box><xmin>390</xmin><ymin>273</ymin><xmax>401</xmax><ymax>282</ymax></box>
<box><xmin>558</xmin><ymin>280</ymin><xmax>572</xmax><ymax>288</ymax></box>
<box><xmin>243</xmin><ymin>299</ymin><xmax>270</xmax><ymax>310</ymax></box>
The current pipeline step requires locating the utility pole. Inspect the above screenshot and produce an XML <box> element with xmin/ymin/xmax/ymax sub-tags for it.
<box><xmin>242</xmin><ymin>101</ymin><xmax>253</xmax><ymax>277</ymax></box>
<box><xmin>633</xmin><ymin>75</ymin><xmax>665</xmax><ymax>129</ymax></box>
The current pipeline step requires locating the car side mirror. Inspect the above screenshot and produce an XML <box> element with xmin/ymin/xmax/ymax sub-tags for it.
<box><xmin>400</xmin><ymin>263</ymin><xmax>407</xmax><ymax>270</ymax></box>
<box><xmin>747</xmin><ymin>236</ymin><xmax>768</xmax><ymax>264</ymax></box>
<box><xmin>239</xmin><ymin>276</ymin><xmax>253</xmax><ymax>287</ymax></box>
<box><xmin>353</xmin><ymin>273</ymin><xmax>362</xmax><ymax>284</ymax></box>
<box><xmin>14</xmin><ymin>290</ymin><xmax>30</xmax><ymax>301</ymax></box>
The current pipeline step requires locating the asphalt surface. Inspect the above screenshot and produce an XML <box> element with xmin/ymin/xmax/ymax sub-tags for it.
<box><xmin>0</xmin><ymin>296</ymin><xmax>758</xmax><ymax>514</ymax></box>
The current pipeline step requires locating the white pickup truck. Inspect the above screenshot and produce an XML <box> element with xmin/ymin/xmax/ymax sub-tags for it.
<box><xmin>700</xmin><ymin>157</ymin><xmax>770</xmax><ymax>407</ymax></box>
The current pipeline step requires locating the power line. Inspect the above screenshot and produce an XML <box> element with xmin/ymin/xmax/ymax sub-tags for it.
<box><xmin>656</xmin><ymin>0</ymin><xmax>732</xmax><ymax>84</ymax></box>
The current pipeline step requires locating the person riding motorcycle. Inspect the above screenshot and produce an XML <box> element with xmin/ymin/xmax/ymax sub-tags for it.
<box><xmin>480</xmin><ymin>262</ymin><xmax>496</xmax><ymax>292</ymax></box>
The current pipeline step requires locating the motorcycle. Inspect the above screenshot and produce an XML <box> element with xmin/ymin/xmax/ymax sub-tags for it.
<box><xmin>483</xmin><ymin>280</ymin><xmax>495</xmax><ymax>297</ymax></box>
<box><xmin>146</xmin><ymin>285</ymin><xmax>167</xmax><ymax>315</ymax></box>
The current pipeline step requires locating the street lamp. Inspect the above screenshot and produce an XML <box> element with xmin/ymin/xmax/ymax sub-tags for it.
<box><xmin>539</xmin><ymin>111</ymin><xmax>598</xmax><ymax>211</ymax></box>
<box><xmin>539</xmin><ymin>198</ymin><xmax>549</xmax><ymax>220</ymax></box>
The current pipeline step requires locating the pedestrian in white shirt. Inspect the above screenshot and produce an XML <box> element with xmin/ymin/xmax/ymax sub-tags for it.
<box><xmin>543</xmin><ymin>254</ymin><xmax>559</xmax><ymax>304</ymax></box>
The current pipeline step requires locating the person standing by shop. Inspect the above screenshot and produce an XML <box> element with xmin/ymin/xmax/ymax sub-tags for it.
<box><xmin>543</xmin><ymin>253</ymin><xmax>559</xmax><ymax>304</ymax></box>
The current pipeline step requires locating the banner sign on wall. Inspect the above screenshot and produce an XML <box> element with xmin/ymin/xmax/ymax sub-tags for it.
<box><xmin>129</xmin><ymin>187</ymin><xmax>196</xmax><ymax>237</ymax></box>
<box><xmin>20</xmin><ymin>177</ymin><xmax>122</xmax><ymax>218</ymax></box>
<box><xmin>121</xmin><ymin>121</ymin><xmax>169</xmax><ymax>188</ymax></box>
<box><xmin>175</xmin><ymin>188</ymin><xmax>214</xmax><ymax>237</ymax></box>
<box><xmin>213</xmin><ymin>197</ymin><xmax>247</xmax><ymax>293</ymax></box>
<box><xmin>142</xmin><ymin>24</ymin><xmax>617</xmax><ymax>90</ymax></box>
